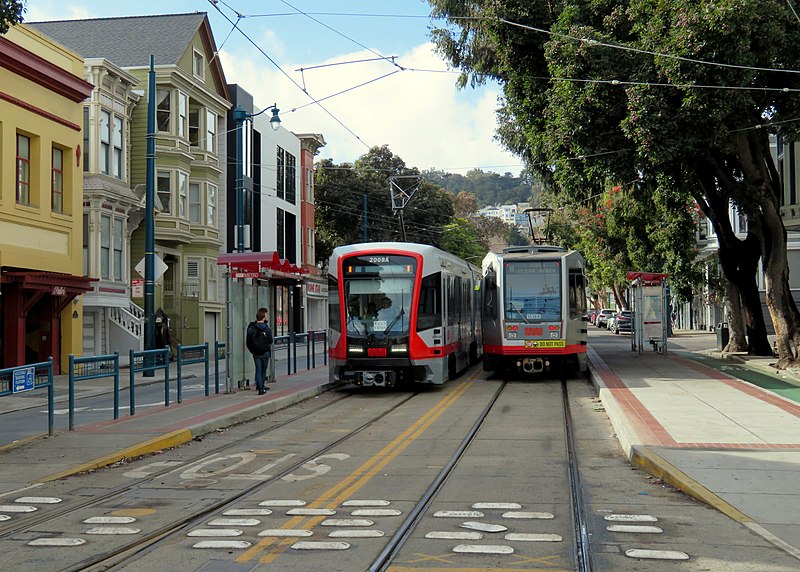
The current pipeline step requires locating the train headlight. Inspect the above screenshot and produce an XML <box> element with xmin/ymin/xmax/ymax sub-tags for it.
<box><xmin>390</xmin><ymin>344</ymin><xmax>408</xmax><ymax>353</ymax></box>
<box><xmin>348</xmin><ymin>345</ymin><xmax>365</xmax><ymax>354</ymax></box>
<box><xmin>507</xmin><ymin>332</ymin><xmax>517</xmax><ymax>339</ymax></box>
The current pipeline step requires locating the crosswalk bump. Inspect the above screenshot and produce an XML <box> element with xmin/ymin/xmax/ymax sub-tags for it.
<box><xmin>328</xmin><ymin>529</ymin><xmax>385</xmax><ymax>538</ymax></box>
<box><xmin>259</xmin><ymin>529</ymin><xmax>313</xmax><ymax>537</ymax></box>
<box><xmin>28</xmin><ymin>538</ymin><xmax>86</xmax><ymax>546</ymax></box>
<box><xmin>505</xmin><ymin>533</ymin><xmax>562</xmax><ymax>542</ymax></box>
<box><xmin>188</xmin><ymin>529</ymin><xmax>243</xmax><ymax>537</ymax></box>
<box><xmin>626</xmin><ymin>548</ymin><xmax>689</xmax><ymax>560</ymax></box>
<box><xmin>342</xmin><ymin>500</ymin><xmax>390</xmax><ymax>507</ymax></box>
<box><xmin>453</xmin><ymin>544</ymin><xmax>514</xmax><ymax>554</ymax></box>
<box><xmin>608</xmin><ymin>525</ymin><xmax>663</xmax><ymax>534</ymax></box>
<box><xmin>193</xmin><ymin>540</ymin><xmax>251</xmax><ymax>549</ymax></box>
<box><xmin>291</xmin><ymin>541</ymin><xmax>350</xmax><ymax>550</ymax></box>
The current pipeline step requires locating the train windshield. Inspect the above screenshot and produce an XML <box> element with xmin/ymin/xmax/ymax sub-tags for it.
<box><xmin>504</xmin><ymin>260</ymin><xmax>561</xmax><ymax>322</ymax></box>
<box><xmin>342</xmin><ymin>255</ymin><xmax>416</xmax><ymax>336</ymax></box>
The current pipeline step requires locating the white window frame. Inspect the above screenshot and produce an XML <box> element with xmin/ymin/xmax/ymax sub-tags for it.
<box><xmin>178</xmin><ymin>171</ymin><xmax>188</xmax><ymax>218</ymax></box>
<box><xmin>100</xmin><ymin>109</ymin><xmax>111</xmax><ymax>175</ymax></box>
<box><xmin>157</xmin><ymin>170</ymin><xmax>171</xmax><ymax>213</ymax></box>
<box><xmin>192</xmin><ymin>49</ymin><xmax>205</xmax><ymax>80</ymax></box>
<box><xmin>189</xmin><ymin>181</ymin><xmax>201</xmax><ymax>223</ymax></box>
<box><xmin>205</xmin><ymin>110</ymin><xmax>216</xmax><ymax>153</ymax></box>
<box><xmin>207</xmin><ymin>183</ymin><xmax>217</xmax><ymax>226</ymax></box>
<box><xmin>178</xmin><ymin>91</ymin><xmax>188</xmax><ymax>139</ymax></box>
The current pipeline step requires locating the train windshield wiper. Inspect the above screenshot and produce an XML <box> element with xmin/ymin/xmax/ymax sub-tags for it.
<box><xmin>383</xmin><ymin>308</ymin><xmax>405</xmax><ymax>335</ymax></box>
<box><xmin>347</xmin><ymin>313</ymin><xmax>364</xmax><ymax>335</ymax></box>
<box><xmin>507</xmin><ymin>303</ymin><xmax>530</xmax><ymax>324</ymax></box>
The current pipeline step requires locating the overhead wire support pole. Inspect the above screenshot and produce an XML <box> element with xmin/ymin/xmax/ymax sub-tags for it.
<box><xmin>389</xmin><ymin>175</ymin><xmax>423</xmax><ymax>243</ymax></box>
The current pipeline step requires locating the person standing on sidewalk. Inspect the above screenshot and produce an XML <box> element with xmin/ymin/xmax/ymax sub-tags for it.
<box><xmin>246</xmin><ymin>307</ymin><xmax>273</xmax><ymax>395</ymax></box>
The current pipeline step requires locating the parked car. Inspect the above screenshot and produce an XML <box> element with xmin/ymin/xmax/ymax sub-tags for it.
<box><xmin>596</xmin><ymin>309</ymin><xmax>615</xmax><ymax>328</ymax></box>
<box><xmin>613</xmin><ymin>310</ymin><xmax>634</xmax><ymax>334</ymax></box>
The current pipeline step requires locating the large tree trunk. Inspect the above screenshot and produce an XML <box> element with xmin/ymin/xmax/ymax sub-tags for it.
<box><xmin>723</xmin><ymin>277</ymin><xmax>748</xmax><ymax>352</ymax></box>
<box><xmin>694</xmin><ymin>162</ymin><xmax>772</xmax><ymax>355</ymax></box>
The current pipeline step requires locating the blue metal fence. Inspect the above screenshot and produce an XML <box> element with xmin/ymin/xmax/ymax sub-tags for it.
<box><xmin>177</xmin><ymin>343</ymin><xmax>209</xmax><ymax>402</ymax></box>
<box><xmin>129</xmin><ymin>347</ymin><xmax>170</xmax><ymax>414</ymax></box>
<box><xmin>68</xmin><ymin>353</ymin><xmax>119</xmax><ymax>430</ymax></box>
<box><xmin>0</xmin><ymin>358</ymin><xmax>54</xmax><ymax>435</ymax></box>
<box><xmin>214</xmin><ymin>341</ymin><xmax>226</xmax><ymax>394</ymax></box>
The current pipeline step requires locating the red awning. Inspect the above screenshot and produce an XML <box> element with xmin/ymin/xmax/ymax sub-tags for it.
<box><xmin>626</xmin><ymin>271</ymin><xmax>669</xmax><ymax>285</ymax></box>
<box><xmin>2</xmin><ymin>270</ymin><xmax>95</xmax><ymax>294</ymax></box>
<box><xmin>216</xmin><ymin>251</ymin><xmax>307</xmax><ymax>278</ymax></box>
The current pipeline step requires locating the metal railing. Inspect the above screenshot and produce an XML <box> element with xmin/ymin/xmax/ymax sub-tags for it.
<box><xmin>0</xmin><ymin>358</ymin><xmax>54</xmax><ymax>435</ymax></box>
<box><xmin>68</xmin><ymin>352</ymin><xmax>119</xmax><ymax>430</ymax></box>
<box><xmin>129</xmin><ymin>347</ymin><xmax>170</xmax><ymax>414</ymax></box>
<box><xmin>176</xmin><ymin>342</ymin><xmax>210</xmax><ymax>402</ymax></box>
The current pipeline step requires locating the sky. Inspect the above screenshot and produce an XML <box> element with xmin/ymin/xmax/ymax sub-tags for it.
<box><xmin>25</xmin><ymin>0</ymin><xmax>524</xmax><ymax>175</ymax></box>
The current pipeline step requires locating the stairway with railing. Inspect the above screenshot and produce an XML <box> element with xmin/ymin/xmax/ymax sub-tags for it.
<box><xmin>108</xmin><ymin>301</ymin><xmax>145</xmax><ymax>352</ymax></box>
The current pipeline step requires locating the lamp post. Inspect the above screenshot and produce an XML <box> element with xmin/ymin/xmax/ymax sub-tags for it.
<box><xmin>233</xmin><ymin>103</ymin><xmax>281</xmax><ymax>253</ymax></box>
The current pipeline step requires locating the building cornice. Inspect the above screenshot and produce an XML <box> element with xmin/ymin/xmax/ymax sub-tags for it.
<box><xmin>0</xmin><ymin>35</ymin><xmax>93</xmax><ymax>102</ymax></box>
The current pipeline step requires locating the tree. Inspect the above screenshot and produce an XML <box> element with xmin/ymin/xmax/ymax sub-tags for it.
<box><xmin>428</xmin><ymin>0</ymin><xmax>800</xmax><ymax>363</ymax></box>
<box><xmin>0</xmin><ymin>0</ymin><xmax>25</xmax><ymax>34</ymax></box>
<box><xmin>314</xmin><ymin>146</ymin><xmax>455</xmax><ymax>264</ymax></box>
<box><xmin>441</xmin><ymin>218</ymin><xmax>487</xmax><ymax>263</ymax></box>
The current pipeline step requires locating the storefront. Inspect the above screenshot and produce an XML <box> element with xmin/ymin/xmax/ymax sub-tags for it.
<box><xmin>1</xmin><ymin>269</ymin><xmax>94</xmax><ymax>373</ymax></box>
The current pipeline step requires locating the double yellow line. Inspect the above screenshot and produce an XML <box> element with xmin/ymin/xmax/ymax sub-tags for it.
<box><xmin>237</xmin><ymin>375</ymin><xmax>477</xmax><ymax>564</ymax></box>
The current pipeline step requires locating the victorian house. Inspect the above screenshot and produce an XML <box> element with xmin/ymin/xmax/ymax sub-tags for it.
<box><xmin>31</xmin><ymin>13</ymin><xmax>231</xmax><ymax>350</ymax></box>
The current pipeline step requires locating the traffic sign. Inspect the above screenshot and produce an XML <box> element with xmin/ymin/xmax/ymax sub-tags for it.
<box><xmin>12</xmin><ymin>366</ymin><xmax>35</xmax><ymax>393</ymax></box>
<box><xmin>135</xmin><ymin>255</ymin><xmax>168</xmax><ymax>280</ymax></box>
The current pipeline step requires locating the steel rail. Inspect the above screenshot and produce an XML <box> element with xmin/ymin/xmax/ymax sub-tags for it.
<box><xmin>562</xmin><ymin>379</ymin><xmax>593</xmax><ymax>572</ymax></box>
<box><xmin>368</xmin><ymin>380</ymin><xmax>507</xmax><ymax>572</ymax></box>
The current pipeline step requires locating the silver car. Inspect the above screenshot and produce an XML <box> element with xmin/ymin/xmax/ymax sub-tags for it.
<box><xmin>596</xmin><ymin>309</ymin><xmax>615</xmax><ymax>328</ymax></box>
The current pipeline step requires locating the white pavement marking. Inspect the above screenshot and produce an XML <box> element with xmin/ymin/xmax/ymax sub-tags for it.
<box><xmin>0</xmin><ymin>505</ymin><xmax>36</xmax><ymax>513</ymax></box>
<box><xmin>342</xmin><ymin>500</ymin><xmax>390</xmax><ymax>507</ymax></box>
<box><xmin>502</xmin><ymin>511</ymin><xmax>554</xmax><ymax>519</ymax></box>
<box><xmin>193</xmin><ymin>540</ymin><xmax>251</xmax><ymax>549</ymax></box>
<box><xmin>15</xmin><ymin>496</ymin><xmax>62</xmax><ymax>504</ymax></box>
<box><xmin>453</xmin><ymin>544</ymin><xmax>514</xmax><ymax>554</ymax></box>
<box><xmin>625</xmin><ymin>548</ymin><xmax>690</xmax><ymax>560</ymax></box>
<box><xmin>291</xmin><ymin>541</ymin><xmax>350</xmax><ymax>550</ymax></box>
<box><xmin>0</xmin><ymin>515</ymin><xmax>10</xmax><ymax>522</ymax></box>
<box><xmin>259</xmin><ymin>529</ymin><xmax>313</xmax><ymax>537</ymax></box>
<box><xmin>605</xmin><ymin>514</ymin><xmax>658</xmax><ymax>522</ymax></box>
<box><xmin>607</xmin><ymin>525</ymin><xmax>663</xmax><ymax>534</ymax></box>
<box><xmin>471</xmin><ymin>502</ymin><xmax>521</xmax><ymax>510</ymax></box>
<box><xmin>223</xmin><ymin>508</ymin><xmax>273</xmax><ymax>516</ymax></box>
<box><xmin>259</xmin><ymin>499</ymin><xmax>306</xmax><ymax>507</ymax></box>
<box><xmin>434</xmin><ymin>510</ymin><xmax>484</xmax><ymax>518</ymax></box>
<box><xmin>0</xmin><ymin>482</ymin><xmax>43</xmax><ymax>500</ymax></box>
<box><xmin>328</xmin><ymin>530</ymin><xmax>386</xmax><ymax>538</ymax></box>
<box><xmin>286</xmin><ymin>508</ymin><xmax>336</xmax><ymax>516</ymax></box>
<box><xmin>459</xmin><ymin>522</ymin><xmax>507</xmax><ymax>533</ymax></box>
<box><xmin>425</xmin><ymin>531</ymin><xmax>483</xmax><ymax>540</ymax></box>
<box><xmin>320</xmin><ymin>518</ymin><xmax>374</xmax><ymax>527</ymax></box>
<box><xmin>188</xmin><ymin>529</ymin><xmax>243</xmax><ymax>537</ymax></box>
<box><xmin>350</xmin><ymin>509</ymin><xmax>402</xmax><ymax>517</ymax></box>
<box><xmin>28</xmin><ymin>538</ymin><xmax>86</xmax><ymax>547</ymax></box>
<box><xmin>208</xmin><ymin>518</ymin><xmax>260</xmax><ymax>527</ymax></box>
<box><xmin>85</xmin><ymin>527</ymin><xmax>141</xmax><ymax>535</ymax></box>
<box><xmin>505</xmin><ymin>533</ymin><xmax>563</xmax><ymax>542</ymax></box>
<box><xmin>84</xmin><ymin>516</ymin><xmax>137</xmax><ymax>524</ymax></box>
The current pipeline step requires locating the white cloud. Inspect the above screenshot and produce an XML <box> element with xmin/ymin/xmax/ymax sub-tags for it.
<box><xmin>221</xmin><ymin>42</ymin><xmax>521</xmax><ymax>174</ymax></box>
<box><xmin>26</xmin><ymin>3</ymin><xmax>94</xmax><ymax>22</ymax></box>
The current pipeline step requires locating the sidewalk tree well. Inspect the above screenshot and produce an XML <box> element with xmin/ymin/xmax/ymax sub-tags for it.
<box><xmin>428</xmin><ymin>0</ymin><xmax>800</xmax><ymax>363</ymax></box>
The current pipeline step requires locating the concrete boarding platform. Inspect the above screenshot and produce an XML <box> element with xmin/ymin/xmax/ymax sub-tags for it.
<box><xmin>588</xmin><ymin>329</ymin><xmax>800</xmax><ymax>561</ymax></box>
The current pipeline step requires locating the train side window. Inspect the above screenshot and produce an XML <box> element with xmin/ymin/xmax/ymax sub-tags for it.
<box><xmin>568</xmin><ymin>270</ymin><xmax>587</xmax><ymax>318</ymax></box>
<box><xmin>483</xmin><ymin>271</ymin><xmax>497</xmax><ymax>319</ymax></box>
<box><xmin>328</xmin><ymin>276</ymin><xmax>341</xmax><ymax>333</ymax></box>
<box><xmin>417</xmin><ymin>272</ymin><xmax>442</xmax><ymax>330</ymax></box>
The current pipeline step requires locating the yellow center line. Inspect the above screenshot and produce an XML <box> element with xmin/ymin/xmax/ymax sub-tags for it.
<box><xmin>235</xmin><ymin>374</ymin><xmax>478</xmax><ymax>564</ymax></box>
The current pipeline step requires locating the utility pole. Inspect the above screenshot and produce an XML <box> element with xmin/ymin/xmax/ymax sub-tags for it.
<box><xmin>233</xmin><ymin>106</ymin><xmax>247</xmax><ymax>253</ymax></box>
<box><xmin>144</xmin><ymin>55</ymin><xmax>155</xmax><ymax>351</ymax></box>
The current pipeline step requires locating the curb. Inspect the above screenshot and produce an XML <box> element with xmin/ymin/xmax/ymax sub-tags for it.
<box><xmin>629</xmin><ymin>446</ymin><xmax>752</xmax><ymax>523</ymax></box>
<box><xmin>34</xmin><ymin>381</ymin><xmax>339</xmax><ymax>483</ymax></box>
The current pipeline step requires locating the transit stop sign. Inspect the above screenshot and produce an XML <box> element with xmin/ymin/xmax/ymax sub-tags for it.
<box><xmin>12</xmin><ymin>366</ymin><xmax>35</xmax><ymax>393</ymax></box>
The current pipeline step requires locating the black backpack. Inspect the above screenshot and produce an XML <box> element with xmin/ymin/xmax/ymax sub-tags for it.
<box><xmin>247</xmin><ymin>322</ymin><xmax>272</xmax><ymax>355</ymax></box>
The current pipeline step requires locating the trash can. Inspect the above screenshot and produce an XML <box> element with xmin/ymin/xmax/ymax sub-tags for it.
<box><xmin>716</xmin><ymin>322</ymin><xmax>729</xmax><ymax>350</ymax></box>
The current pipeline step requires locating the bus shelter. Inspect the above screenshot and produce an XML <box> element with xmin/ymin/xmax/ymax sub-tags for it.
<box><xmin>218</xmin><ymin>252</ymin><xmax>306</xmax><ymax>393</ymax></box>
<box><xmin>627</xmin><ymin>272</ymin><xmax>669</xmax><ymax>354</ymax></box>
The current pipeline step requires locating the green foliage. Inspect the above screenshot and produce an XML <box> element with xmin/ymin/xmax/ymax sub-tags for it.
<box><xmin>314</xmin><ymin>146</ymin><xmax>455</xmax><ymax>264</ymax></box>
<box><xmin>424</xmin><ymin>168</ymin><xmax>538</xmax><ymax>207</ymax></box>
<box><xmin>0</xmin><ymin>0</ymin><xmax>25</xmax><ymax>34</ymax></box>
<box><xmin>441</xmin><ymin>218</ymin><xmax>487</xmax><ymax>264</ymax></box>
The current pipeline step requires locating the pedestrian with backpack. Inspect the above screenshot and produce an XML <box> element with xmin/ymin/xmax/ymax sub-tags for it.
<box><xmin>246</xmin><ymin>307</ymin><xmax>273</xmax><ymax>395</ymax></box>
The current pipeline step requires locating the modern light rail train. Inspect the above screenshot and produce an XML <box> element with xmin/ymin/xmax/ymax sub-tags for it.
<box><xmin>328</xmin><ymin>242</ymin><xmax>482</xmax><ymax>387</ymax></box>
<box><xmin>481</xmin><ymin>245</ymin><xmax>588</xmax><ymax>376</ymax></box>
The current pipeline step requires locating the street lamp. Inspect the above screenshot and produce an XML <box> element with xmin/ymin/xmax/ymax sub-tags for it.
<box><xmin>233</xmin><ymin>103</ymin><xmax>281</xmax><ymax>253</ymax></box>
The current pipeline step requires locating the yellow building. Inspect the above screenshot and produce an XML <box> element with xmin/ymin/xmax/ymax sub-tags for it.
<box><xmin>0</xmin><ymin>25</ymin><xmax>93</xmax><ymax>373</ymax></box>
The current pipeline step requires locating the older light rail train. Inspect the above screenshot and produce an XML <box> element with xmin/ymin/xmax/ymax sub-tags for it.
<box><xmin>328</xmin><ymin>242</ymin><xmax>482</xmax><ymax>387</ymax></box>
<box><xmin>481</xmin><ymin>246</ymin><xmax>588</xmax><ymax>376</ymax></box>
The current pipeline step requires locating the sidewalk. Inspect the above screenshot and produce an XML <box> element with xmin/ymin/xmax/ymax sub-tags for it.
<box><xmin>0</xmin><ymin>364</ymin><xmax>335</xmax><ymax>491</ymax></box>
<box><xmin>588</xmin><ymin>329</ymin><xmax>800</xmax><ymax>561</ymax></box>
